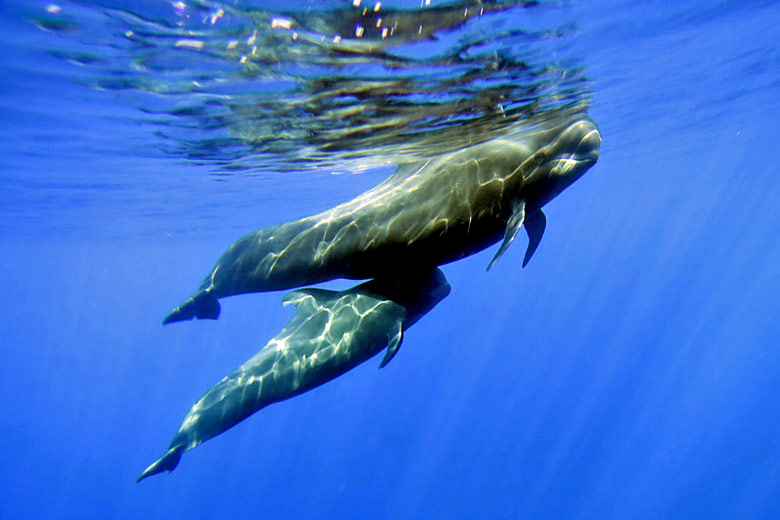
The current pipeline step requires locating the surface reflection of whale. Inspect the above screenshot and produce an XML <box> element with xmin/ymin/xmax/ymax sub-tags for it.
<box><xmin>285</xmin><ymin>0</ymin><xmax>529</xmax><ymax>47</ymax></box>
<box><xmin>138</xmin><ymin>269</ymin><xmax>450</xmax><ymax>482</ymax></box>
<box><xmin>163</xmin><ymin>113</ymin><xmax>601</xmax><ymax>325</ymax></box>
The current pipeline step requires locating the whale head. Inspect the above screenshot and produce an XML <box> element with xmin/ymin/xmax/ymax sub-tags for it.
<box><xmin>524</xmin><ymin>115</ymin><xmax>601</xmax><ymax>210</ymax></box>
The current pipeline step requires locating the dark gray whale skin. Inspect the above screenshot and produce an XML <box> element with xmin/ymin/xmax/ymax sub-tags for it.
<box><xmin>164</xmin><ymin>113</ymin><xmax>600</xmax><ymax>324</ymax></box>
<box><xmin>138</xmin><ymin>268</ymin><xmax>450</xmax><ymax>482</ymax></box>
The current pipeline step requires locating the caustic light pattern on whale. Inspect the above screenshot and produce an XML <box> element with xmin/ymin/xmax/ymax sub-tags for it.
<box><xmin>163</xmin><ymin>114</ymin><xmax>601</xmax><ymax>324</ymax></box>
<box><xmin>139</xmin><ymin>111</ymin><xmax>600</xmax><ymax>481</ymax></box>
<box><xmin>138</xmin><ymin>270</ymin><xmax>450</xmax><ymax>481</ymax></box>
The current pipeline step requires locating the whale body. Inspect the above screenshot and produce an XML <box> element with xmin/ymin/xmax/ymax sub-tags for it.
<box><xmin>163</xmin><ymin>113</ymin><xmax>600</xmax><ymax>324</ymax></box>
<box><xmin>138</xmin><ymin>269</ymin><xmax>450</xmax><ymax>482</ymax></box>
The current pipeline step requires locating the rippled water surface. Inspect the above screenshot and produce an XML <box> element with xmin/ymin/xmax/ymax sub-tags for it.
<box><xmin>1</xmin><ymin>1</ymin><xmax>779</xmax><ymax>519</ymax></box>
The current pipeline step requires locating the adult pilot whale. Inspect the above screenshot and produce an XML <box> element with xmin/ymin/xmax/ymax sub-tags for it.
<box><xmin>163</xmin><ymin>112</ymin><xmax>600</xmax><ymax>324</ymax></box>
<box><xmin>138</xmin><ymin>268</ymin><xmax>450</xmax><ymax>481</ymax></box>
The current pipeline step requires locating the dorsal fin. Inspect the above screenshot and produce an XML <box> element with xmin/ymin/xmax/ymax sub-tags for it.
<box><xmin>385</xmin><ymin>159</ymin><xmax>430</xmax><ymax>183</ymax></box>
<box><xmin>281</xmin><ymin>289</ymin><xmax>336</xmax><ymax>313</ymax></box>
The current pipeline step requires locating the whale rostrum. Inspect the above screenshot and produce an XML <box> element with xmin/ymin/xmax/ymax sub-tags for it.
<box><xmin>138</xmin><ymin>269</ymin><xmax>450</xmax><ymax>482</ymax></box>
<box><xmin>163</xmin><ymin>113</ymin><xmax>600</xmax><ymax>324</ymax></box>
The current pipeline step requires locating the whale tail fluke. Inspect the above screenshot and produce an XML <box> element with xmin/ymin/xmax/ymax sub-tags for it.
<box><xmin>136</xmin><ymin>445</ymin><xmax>184</xmax><ymax>483</ymax></box>
<box><xmin>162</xmin><ymin>290</ymin><xmax>221</xmax><ymax>325</ymax></box>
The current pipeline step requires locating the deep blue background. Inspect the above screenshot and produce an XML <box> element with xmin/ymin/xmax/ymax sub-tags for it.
<box><xmin>1</xmin><ymin>1</ymin><xmax>779</xmax><ymax>518</ymax></box>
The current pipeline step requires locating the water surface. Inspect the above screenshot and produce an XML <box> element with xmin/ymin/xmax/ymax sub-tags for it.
<box><xmin>0</xmin><ymin>1</ymin><xmax>779</xmax><ymax>518</ymax></box>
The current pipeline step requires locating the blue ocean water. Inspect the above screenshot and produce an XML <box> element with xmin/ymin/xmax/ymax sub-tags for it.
<box><xmin>1</xmin><ymin>0</ymin><xmax>779</xmax><ymax>518</ymax></box>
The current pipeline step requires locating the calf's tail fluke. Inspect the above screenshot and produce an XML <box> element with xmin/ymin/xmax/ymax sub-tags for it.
<box><xmin>136</xmin><ymin>445</ymin><xmax>184</xmax><ymax>482</ymax></box>
<box><xmin>162</xmin><ymin>289</ymin><xmax>221</xmax><ymax>325</ymax></box>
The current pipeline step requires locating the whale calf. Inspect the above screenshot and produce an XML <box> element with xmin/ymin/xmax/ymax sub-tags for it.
<box><xmin>138</xmin><ymin>268</ymin><xmax>450</xmax><ymax>482</ymax></box>
<box><xmin>163</xmin><ymin>113</ymin><xmax>600</xmax><ymax>324</ymax></box>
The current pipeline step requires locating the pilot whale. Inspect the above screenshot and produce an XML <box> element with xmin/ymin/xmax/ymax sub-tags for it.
<box><xmin>163</xmin><ymin>113</ymin><xmax>600</xmax><ymax>324</ymax></box>
<box><xmin>138</xmin><ymin>268</ymin><xmax>450</xmax><ymax>481</ymax></box>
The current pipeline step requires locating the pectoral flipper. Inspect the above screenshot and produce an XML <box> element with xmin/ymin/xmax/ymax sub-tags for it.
<box><xmin>379</xmin><ymin>321</ymin><xmax>404</xmax><ymax>369</ymax></box>
<box><xmin>522</xmin><ymin>209</ymin><xmax>546</xmax><ymax>268</ymax></box>
<box><xmin>487</xmin><ymin>200</ymin><xmax>526</xmax><ymax>271</ymax></box>
<box><xmin>486</xmin><ymin>202</ymin><xmax>548</xmax><ymax>270</ymax></box>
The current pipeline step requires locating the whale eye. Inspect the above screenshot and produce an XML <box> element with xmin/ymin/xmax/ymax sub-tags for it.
<box><xmin>533</xmin><ymin>151</ymin><xmax>549</xmax><ymax>168</ymax></box>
